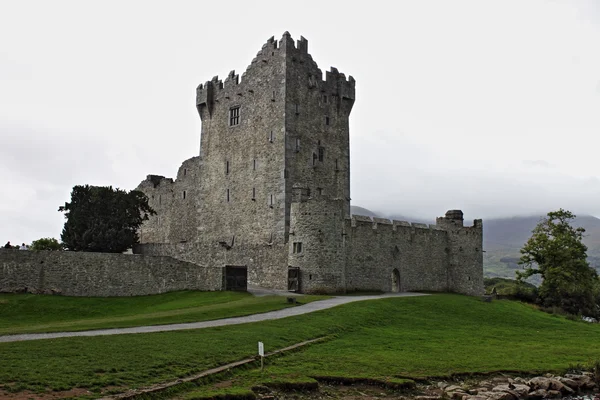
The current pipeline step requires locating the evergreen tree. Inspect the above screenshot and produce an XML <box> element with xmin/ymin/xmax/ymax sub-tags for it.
<box><xmin>59</xmin><ymin>185</ymin><xmax>155</xmax><ymax>253</ymax></box>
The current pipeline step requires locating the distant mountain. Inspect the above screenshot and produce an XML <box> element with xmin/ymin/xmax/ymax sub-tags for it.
<box><xmin>350</xmin><ymin>205</ymin><xmax>380</xmax><ymax>218</ymax></box>
<box><xmin>483</xmin><ymin>215</ymin><xmax>600</xmax><ymax>281</ymax></box>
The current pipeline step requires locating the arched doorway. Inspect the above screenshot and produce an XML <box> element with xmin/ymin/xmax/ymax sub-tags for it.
<box><xmin>391</xmin><ymin>268</ymin><xmax>400</xmax><ymax>292</ymax></box>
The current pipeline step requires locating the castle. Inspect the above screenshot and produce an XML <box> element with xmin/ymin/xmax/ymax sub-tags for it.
<box><xmin>134</xmin><ymin>32</ymin><xmax>484</xmax><ymax>296</ymax></box>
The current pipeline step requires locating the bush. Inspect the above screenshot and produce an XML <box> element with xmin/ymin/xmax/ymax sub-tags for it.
<box><xmin>30</xmin><ymin>238</ymin><xmax>63</xmax><ymax>251</ymax></box>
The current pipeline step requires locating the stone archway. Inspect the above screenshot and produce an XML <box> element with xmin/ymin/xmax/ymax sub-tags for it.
<box><xmin>391</xmin><ymin>268</ymin><xmax>400</xmax><ymax>293</ymax></box>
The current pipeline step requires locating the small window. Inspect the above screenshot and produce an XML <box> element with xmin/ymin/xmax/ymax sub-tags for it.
<box><xmin>318</xmin><ymin>147</ymin><xmax>325</xmax><ymax>162</ymax></box>
<box><xmin>269</xmin><ymin>130</ymin><xmax>274</xmax><ymax>142</ymax></box>
<box><xmin>325</xmin><ymin>116</ymin><xmax>330</xmax><ymax>125</ymax></box>
<box><xmin>312</xmin><ymin>153</ymin><xmax>317</xmax><ymax>166</ymax></box>
<box><xmin>317</xmin><ymin>188</ymin><xmax>323</xmax><ymax>195</ymax></box>
<box><xmin>227</xmin><ymin>189</ymin><xmax>230</xmax><ymax>202</ymax></box>
<box><xmin>295</xmin><ymin>104</ymin><xmax>299</xmax><ymax>114</ymax></box>
<box><xmin>229</xmin><ymin>106</ymin><xmax>240</xmax><ymax>126</ymax></box>
<box><xmin>183</xmin><ymin>190</ymin><xmax>186</xmax><ymax>199</ymax></box>
<box><xmin>159</xmin><ymin>195</ymin><xmax>162</xmax><ymax>205</ymax></box>
<box><xmin>183</xmin><ymin>168</ymin><xmax>187</xmax><ymax>176</ymax></box>
<box><xmin>226</xmin><ymin>160</ymin><xmax>230</xmax><ymax>174</ymax></box>
<box><xmin>323</xmin><ymin>95</ymin><xmax>327</xmax><ymax>103</ymax></box>
<box><xmin>253</xmin><ymin>159</ymin><xmax>256</xmax><ymax>170</ymax></box>
<box><xmin>335</xmin><ymin>159</ymin><xmax>339</xmax><ymax>170</ymax></box>
<box><xmin>293</xmin><ymin>242</ymin><xmax>303</xmax><ymax>253</ymax></box>
<box><xmin>295</xmin><ymin>138</ymin><xmax>300</xmax><ymax>152</ymax></box>
<box><xmin>272</xmin><ymin>91</ymin><xmax>276</xmax><ymax>101</ymax></box>
<box><xmin>252</xmin><ymin>187</ymin><xmax>256</xmax><ymax>200</ymax></box>
<box><xmin>269</xmin><ymin>194</ymin><xmax>274</xmax><ymax>207</ymax></box>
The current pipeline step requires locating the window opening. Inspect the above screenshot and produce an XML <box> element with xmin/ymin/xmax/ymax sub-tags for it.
<box><xmin>318</xmin><ymin>147</ymin><xmax>324</xmax><ymax>162</ymax></box>
<box><xmin>323</xmin><ymin>95</ymin><xmax>327</xmax><ymax>103</ymax></box>
<box><xmin>293</xmin><ymin>242</ymin><xmax>303</xmax><ymax>253</ymax></box>
<box><xmin>295</xmin><ymin>104</ymin><xmax>299</xmax><ymax>114</ymax></box>
<box><xmin>253</xmin><ymin>159</ymin><xmax>256</xmax><ymax>170</ymax></box>
<box><xmin>295</xmin><ymin>138</ymin><xmax>300</xmax><ymax>152</ymax></box>
<box><xmin>269</xmin><ymin>130</ymin><xmax>274</xmax><ymax>142</ymax></box>
<box><xmin>312</xmin><ymin>153</ymin><xmax>317</xmax><ymax>166</ymax></box>
<box><xmin>227</xmin><ymin>189</ymin><xmax>230</xmax><ymax>202</ymax></box>
<box><xmin>325</xmin><ymin>116</ymin><xmax>330</xmax><ymax>125</ymax></box>
<box><xmin>269</xmin><ymin>194</ymin><xmax>274</xmax><ymax>207</ymax></box>
<box><xmin>335</xmin><ymin>159</ymin><xmax>339</xmax><ymax>170</ymax></box>
<box><xmin>183</xmin><ymin>190</ymin><xmax>186</xmax><ymax>199</ymax></box>
<box><xmin>226</xmin><ymin>160</ymin><xmax>230</xmax><ymax>174</ymax></box>
<box><xmin>183</xmin><ymin>168</ymin><xmax>187</xmax><ymax>176</ymax></box>
<box><xmin>317</xmin><ymin>188</ymin><xmax>323</xmax><ymax>195</ymax></box>
<box><xmin>252</xmin><ymin>187</ymin><xmax>256</xmax><ymax>200</ymax></box>
<box><xmin>229</xmin><ymin>106</ymin><xmax>240</xmax><ymax>126</ymax></box>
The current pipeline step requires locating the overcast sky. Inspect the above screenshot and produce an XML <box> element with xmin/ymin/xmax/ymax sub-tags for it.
<box><xmin>1</xmin><ymin>0</ymin><xmax>600</xmax><ymax>244</ymax></box>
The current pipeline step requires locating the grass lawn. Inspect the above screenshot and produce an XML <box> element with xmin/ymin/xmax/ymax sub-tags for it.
<box><xmin>0</xmin><ymin>291</ymin><xmax>328</xmax><ymax>335</ymax></box>
<box><xmin>2</xmin><ymin>294</ymin><xmax>600</xmax><ymax>397</ymax></box>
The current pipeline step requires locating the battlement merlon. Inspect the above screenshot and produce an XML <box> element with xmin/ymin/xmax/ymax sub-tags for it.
<box><xmin>138</xmin><ymin>174</ymin><xmax>174</xmax><ymax>189</ymax></box>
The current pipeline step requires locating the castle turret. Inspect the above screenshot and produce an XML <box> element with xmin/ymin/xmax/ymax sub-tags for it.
<box><xmin>437</xmin><ymin>210</ymin><xmax>484</xmax><ymax>296</ymax></box>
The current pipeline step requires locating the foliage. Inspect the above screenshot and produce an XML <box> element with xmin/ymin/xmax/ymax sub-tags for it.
<box><xmin>3</xmin><ymin>295</ymin><xmax>600</xmax><ymax>394</ymax></box>
<box><xmin>58</xmin><ymin>185</ymin><xmax>155</xmax><ymax>253</ymax></box>
<box><xmin>0</xmin><ymin>291</ymin><xmax>328</xmax><ymax>335</ymax></box>
<box><xmin>29</xmin><ymin>237</ymin><xmax>62</xmax><ymax>251</ymax></box>
<box><xmin>517</xmin><ymin>209</ymin><xmax>600</xmax><ymax>316</ymax></box>
<box><xmin>484</xmin><ymin>277</ymin><xmax>538</xmax><ymax>303</ymax></box>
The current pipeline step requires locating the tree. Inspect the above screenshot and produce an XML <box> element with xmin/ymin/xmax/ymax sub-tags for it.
<box><xmin>59</xmin><ymin>185</ymin><xmax>155</xmax><ymax>253</ymax></box>
<box><xmin>30</xmin><ymin>237</ymin><xmax>63</xmax><ymax>251</ymax></box>
<box><xmin>517</xmin><ymin>209</ymin><xmax>599</xmax><ymax>316</ymax></box>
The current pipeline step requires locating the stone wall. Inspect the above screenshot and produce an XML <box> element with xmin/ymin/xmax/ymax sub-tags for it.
<box><xmin>343</xmin><ymin>216</ymin><xmax>450</xmax><ymax>293</ymax></box>
<box><xmin>0</xmin><ymin>249</ymin><xmax>223</xmax><ymax>297</ymax></box>
<box><xmin>133</xmin><ymin>241</ymin><xmax>288</xmax><ymax>290</ymax></box>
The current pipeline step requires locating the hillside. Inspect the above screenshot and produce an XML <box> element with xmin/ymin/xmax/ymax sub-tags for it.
<box><xmin>351</xmin><ymin>205</ymin><xmax>600</xmax><ymax>281</ymax></box>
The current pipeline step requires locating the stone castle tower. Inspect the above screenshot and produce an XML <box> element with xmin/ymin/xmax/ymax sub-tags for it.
<box><xmin>135</xmin><ymin>32</ymin><xmax>484</xmax><ymax>295</ymax></box>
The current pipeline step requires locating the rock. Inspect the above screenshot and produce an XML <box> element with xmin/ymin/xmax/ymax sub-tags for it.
<box><xmin>528</xmin><ymin>389</ymin><xmax>547</xmax><ymax>400</ymax></box>
<box><xmin>548</xmin><ymin>379</ymin><xmax>566</xmax><ymax>393</ymax></box>
<box><xmin>528</xmin><ymin>377</ymin><xmax>552</xmax><ymax>390</ymax></box>
<box><xmin>479</xmin><ymin>381</ymin><xmax>494</xmax><ymax>388</ymax></box>
<box><xmin>486</xmin><ymin>391</ymin><xmax>517</xmax><ymax>400</ymax></box>
<box><xmin>492</xmin><ymin>384</ymin><xmax>530</xmax><ymax>398</ymax></box>
<box><xmin>464</xmin><ymin>396</ymin><xmax>488</xmax><ymax>400</ymax></box>
<box><xmin>415</xmin><ymin>396</ymin><xmax>442</xmax><ymax>400</ymax></box>
<box><xmin>438</xmin><ymin>382</ymin><xmax>449</xmax><ymax>389</ymax></box>
<box><xmin>475</xmin><ymin>387</ymin><xmax>490</xmax><ymax>393</ymax></box>
<box><xmin>451</xmin><ymin>391</ymin><xmax>468</xmax><ymax>400</ymax></box>
<box><xmin>546</xmin><ymin>390</ymin><xmax>562</xmax><ymax>398</ymax></box>
<box><xmin>557</xmin><ymin>377</ymin><xmax>579</xmax><ymax>392</ymax></box>
<box><xmin>445</xmin><ymin>385</ymin><xmax>464</xmax><ymax>393</ymax></box>
<box><xmin>512</xmin><ymin>377</ymin><xmax>528</xmax><ymax>385</ymax></box>
<box><xmin>468</xmin><ymin>389</ymin><xmax>479</xmax><ymax>395</ymax></box>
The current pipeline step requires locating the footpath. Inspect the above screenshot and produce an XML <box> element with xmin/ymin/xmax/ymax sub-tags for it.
<box><xmin>0</xmin><ymin>292</ymin><xmax>426</xmax><ymax>343</ymax></box>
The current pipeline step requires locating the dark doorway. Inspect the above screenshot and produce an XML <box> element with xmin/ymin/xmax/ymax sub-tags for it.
<box><xmin>288</xmin><ymin>267</ymin><xmax>300</xmax><ymax>292</ymax></box>
<box><xmin>225</xmin><ymin>265</ymin><xmax>247</xmax><ymax>291</ymax></box>
<box><xmin>391</xmin><ymin>268</ymin><xmax>400</xmax><ymax>293</ymax></box>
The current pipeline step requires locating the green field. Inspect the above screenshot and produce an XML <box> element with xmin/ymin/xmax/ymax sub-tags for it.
<box><xmin>2</xmin><ymin>294</ymin><xmax>600</xmax><ymax>398</ymax></box>
<box><xmin>0</xmin><ymin>291</ymin><xmax>327</xmax><ymax>335</ymax></box>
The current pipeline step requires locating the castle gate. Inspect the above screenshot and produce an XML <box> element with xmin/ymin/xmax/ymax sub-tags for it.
<box><xmin>287</xmin><ymin>267</ymin><xmax>300</xmax><ymax>292</ymax></box>
<box><xmin>391</xmin><ymin>268</ymin><xmax>400</xmax><ymax>292</ymax></box>
<box><xmin>225</xmin><ymin>265</ymin><xmax>247</xmax><ymax>291</ymax></box>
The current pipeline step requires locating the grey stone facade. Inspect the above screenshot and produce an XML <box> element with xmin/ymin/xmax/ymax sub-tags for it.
<box><xmin>0</xmin><ymin>249</ymin><xmax>223</xmax><ymax>297</ymax></box>
<box><xmin>135</xmin><ymin>32</ymin><xmax>484</xmax><ymax>296</ymax></box>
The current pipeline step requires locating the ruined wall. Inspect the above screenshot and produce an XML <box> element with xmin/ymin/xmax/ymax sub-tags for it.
<box><xmin>137</xmin><ymin>156</ymin><xmax>200</xmax><ymax>244</ymax></box>
<box><xmin>343</xmin><ymin>216</ymin><xmax>450</xmax><ymax>293</ymax></box>
<box><xmin>0</xmin><ymin>249</ymin><xmax>223</xmax><ymax>297</ymax></box>
<box><xmin>134</xmin><ymin>241</ymin><xmax>288</xmax><ymax>290</ymax></box>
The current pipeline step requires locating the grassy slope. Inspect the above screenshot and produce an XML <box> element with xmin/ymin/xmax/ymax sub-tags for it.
<box><xmin>2</xmin><ymin>294</ymin><xmax>600</xmax><ymax>395</ymax></box>
<box><xmin>0</xmin><ymin>291</ymin><xmax>328</xmax><ymax>335</ymax></box>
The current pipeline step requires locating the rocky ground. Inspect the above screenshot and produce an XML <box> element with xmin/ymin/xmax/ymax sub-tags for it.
<box><xmin>258</xmin><ymin>373</ymin><xmax>599</xmax><ymax>400</ymax></box>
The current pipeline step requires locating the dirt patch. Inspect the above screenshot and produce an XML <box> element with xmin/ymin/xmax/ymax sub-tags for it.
<box><xmin>0</xmin><ymin>388</ymin><xmax>92</xmax><ymax>400</ymax></box>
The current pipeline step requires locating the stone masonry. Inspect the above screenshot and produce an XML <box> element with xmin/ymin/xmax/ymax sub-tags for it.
<box><xmin>135</xmin><ymin>32</ymin><xmax>484</xmax><ymax>295</ymax></box>
<box><xmin>0</xmin><ymin>249</ymin><xmax>223</xmax><ymax>297</ymax></box>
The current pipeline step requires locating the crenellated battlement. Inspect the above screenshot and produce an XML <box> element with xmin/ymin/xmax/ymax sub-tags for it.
<box><xmin>196</xmin><ymin>32</ymin><xmax>355</xmax><ymax>115</ymax></box>
<box><xmin>347</xmin><ymin>214</ymin><xmax>448</xmax><ymax>234</ymax></box>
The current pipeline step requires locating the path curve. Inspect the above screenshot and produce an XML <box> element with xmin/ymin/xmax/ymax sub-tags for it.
<box><xmin>0</xmin><ymin>292</ymin><xmax>427</xmax><ymax>343</ymax></box>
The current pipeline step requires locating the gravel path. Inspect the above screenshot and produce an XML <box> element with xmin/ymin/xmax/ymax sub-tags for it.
<box><xmin>0</xmin><ymin>292</ymin><xmax>427</xmax><ymax>343</ymax></box>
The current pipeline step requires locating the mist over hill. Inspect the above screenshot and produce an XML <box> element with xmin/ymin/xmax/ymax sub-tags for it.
<box><xmin>350</xmin><ymin>206</ymin><xmax>600</xmax><ymax>280</ymax></box>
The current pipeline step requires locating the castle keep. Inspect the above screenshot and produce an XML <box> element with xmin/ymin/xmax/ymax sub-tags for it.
<box><xmin>134</xmin><ymin>32</ymin><xmax>484</xmax><ymax>295</ymax></box>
